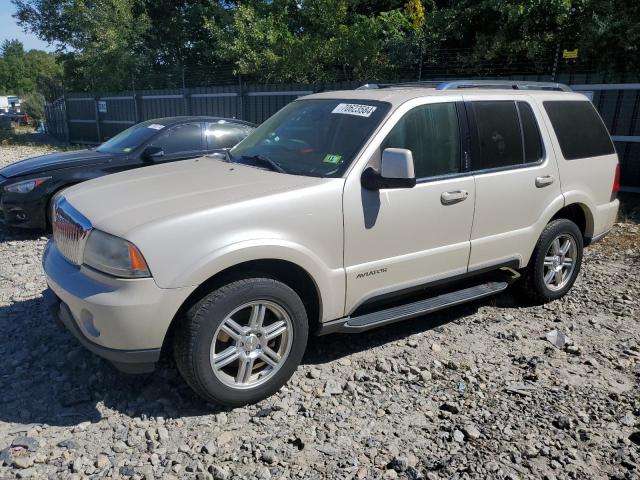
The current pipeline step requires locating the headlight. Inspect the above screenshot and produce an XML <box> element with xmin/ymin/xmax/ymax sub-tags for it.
<box><xmin>83</xmin><ymin>230</ymin><xmax>151</xmax><ymax>278</ymax></box>
<box><xmin>4</xmin><ymin>177</ymin><xmax>51</xmax><ymax>193</ymax></box>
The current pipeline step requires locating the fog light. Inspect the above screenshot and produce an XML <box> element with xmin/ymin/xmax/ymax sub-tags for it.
<box><xmin>80</xmin><ymin>310</ymin><xmax>100</xmax><ymax>338</ymax></box>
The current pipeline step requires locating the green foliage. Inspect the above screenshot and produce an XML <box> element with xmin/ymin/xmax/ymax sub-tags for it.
<box><xmin>21</xmin><ymin>91</ymin><xmax>46</xmax><ymax>119</ymax></box>
<box><xmin>9</xmin><ymin>0</ymin><xmax>640</xmax><ymax>92</ymax></box>
<box><xmin>0</xmin><ymin>40</ymin><xmax>62</xmax><ymax>98</ymax></box>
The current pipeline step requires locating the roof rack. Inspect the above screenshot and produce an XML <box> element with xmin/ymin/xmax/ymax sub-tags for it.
<box><xmin>356</xmin><ymin>81</ymin><xmax>441</xmax><ymax>90</ymax></box>
<box><xmin>435</xmin><ymin>80</ymin><xmax>572</xmax><ymax>92</ymax></box>
<box><xmin>356</xmin><ymin>80</ymin><xmax>572</xmax><ymax>92</ymax></box>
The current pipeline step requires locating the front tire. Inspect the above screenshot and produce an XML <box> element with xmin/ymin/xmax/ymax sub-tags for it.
<box><xmin>173</xmin><ymin>277</ymin><xmax>308</xmax><ymax>407</ymax></box>
<box><xmin>522</xmin><ymin>219</ymin><xmax>584</xmax><ymax>303</ymax></box>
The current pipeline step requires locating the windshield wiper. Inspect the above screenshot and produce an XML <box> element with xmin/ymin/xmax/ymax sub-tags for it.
<box><xmin>240</xmin><ymin>154</ymin><xmax>287</xmax><ymax>174</ymax></box>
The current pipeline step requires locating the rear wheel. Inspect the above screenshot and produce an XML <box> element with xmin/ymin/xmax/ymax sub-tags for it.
<box><xmin>173</xmin><ymin>277</ymin><xmax>308</xmax><ymax>406</ymax></box>
<box><xmin>521</xmin><ymin>219</ymin><xmax>584</xmax><ymax>303</ymax></box>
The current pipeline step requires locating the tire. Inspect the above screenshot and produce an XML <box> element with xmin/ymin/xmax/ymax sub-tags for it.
<box><xmin>521</xmin><ymin>219</ymin><xmax>584</xmax><ymax>303</ymax></box>
<box><xmin>173</xmin><ymin>277</ymin><xmax>308</xmax><ymax>407</ymax></box>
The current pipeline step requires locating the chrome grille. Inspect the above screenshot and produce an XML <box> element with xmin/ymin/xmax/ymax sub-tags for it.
<box><xmin>52</xmin><ymin>197</ymin><xmax>92</xmax><ymax>265</ymax></box>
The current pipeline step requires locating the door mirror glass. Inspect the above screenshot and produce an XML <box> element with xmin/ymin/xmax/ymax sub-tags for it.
<box><xmin>361</xmin><ymin>148</ymin><xmax>416</xmax><ymax>190</ymax></box>
<box><xmin>142</xmin><ymin>146</ymin><xmax>164</xmax><ymax>161</ymax></box>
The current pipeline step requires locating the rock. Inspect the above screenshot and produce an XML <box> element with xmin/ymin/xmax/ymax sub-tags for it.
<box><xmin>209</xmin><ymin>465</ymin><xmax>230</xmax><ymax>480</ymax></box>
<box><xmin>553</xmin><ymin>415</ymin><xmax>571</xmax><ymax>430</ymax></box>
<box><xmin>157</xmin><ymin>426</ymin><xmax>169</xmax><ymax>442</ymax></box>
<box><xmin>439</xmin><ymin>402</ymin><xmax>460</xmax><ymax>414</ymax></box>
<box><xmin>11</xmin><ymin>437</ymin><xmax>38</xmax><ymax>452</ymax></box>
<box><xmin>462</xmin><ymin>423</ymin><xmax>481</xmax><ymax>440</ymax></box>
<box><xmin>565</xmin><ymin>345</ymin><xmax>581</xmax><ymax>355</ymax></box>
<box><xmin>383</xmin><ymin>469</ymin><xmax>399</xmax><ymax>479</ymax></box>
<box><xmin>431</xmin><ymin>343</ymin><xmax>442</xmax><ymax>353</ymax></box>
<box><xmin>261</xmin><ymin>449</ymin><xmax>277</xmax><ymax>464</ymax></box>
<box><xmin>202</xmin><ymin>441</ymin><xmax>217</xmax><ymax>455</ymax></box>
<box><xmin>546</xmin><ymin>329</ymin><xmax>570</xmax><ymax>349</ymax></box>
<box><xmin>13</xmin><ymin>456</ymin><xmax>34</xmax><ymax>469</ymax></box>
<box><xmin>324</xmin><ymin>380</ymin><xmax>343</xmax><ymax>395</ymax></box>
<box><xmin>57</xmin><ymin>439</ymin><xmax>80</xmax><ymax>450</ymax></box>
<box><xmin>95</xmin><ymin>454</ymin><xmax>110</xmax><ymax>469</ymax></box>
<box><xmin>453</xmin><ymin>430</ymin><xmax>465</xmax><ymax>443</ymax></box>
<box><xmin>216</xmin><ymin>431</ymin><xmax>233</xmax><ymax>446</ymax></box>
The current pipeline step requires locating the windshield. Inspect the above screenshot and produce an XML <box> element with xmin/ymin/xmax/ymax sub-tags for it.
<box><xmin>96</xmin><ymin>120</ymin><xmax>167</xmax><ymax>154</ymax></box>
<box><xmin>230</xmin><ymin>99</ymin><xmax>389</xmax><ymax>177</ymax></box>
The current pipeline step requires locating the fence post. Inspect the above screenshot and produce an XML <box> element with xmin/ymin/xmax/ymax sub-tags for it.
<box><xmin>62</xmin><ymin>93</ymin><xmax>71</xmax><ymax>144</ymax></box>
<box><xmin>237</xmin><ymin>75</ymin><xmax>245</xmax><ymax>121</ymax></box>
<box><xmin>94</xmin><ymin>96</ymin><xmax>102</xmax><ymax>143</ymax></box>
<box><xmin>132</xmin><ymin>93</ymin><xmax>140</xmax><ymax>123</ymax></box>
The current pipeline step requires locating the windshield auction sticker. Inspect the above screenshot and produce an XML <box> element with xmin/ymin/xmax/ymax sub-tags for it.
<box><xmin>332</xmin><ymin>103</ymin><xmax>377</xmax><ymax>117</ymax></box>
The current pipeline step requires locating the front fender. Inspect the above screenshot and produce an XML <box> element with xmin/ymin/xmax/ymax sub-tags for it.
<box><xmin>172</xmin><ymin>239</ymin><xmax>346</xmax><ymax>322</ymax></box>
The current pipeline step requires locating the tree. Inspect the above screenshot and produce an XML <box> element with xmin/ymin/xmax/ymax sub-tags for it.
<box><xmin>21</xmin><ymin>91</ymin><xmax>45</xmax><ymax>119</ymax></box>
<box><xmin>0</xmin><ymin>40</ymin><xmax>62</xmax><ymax>98</ymax></box>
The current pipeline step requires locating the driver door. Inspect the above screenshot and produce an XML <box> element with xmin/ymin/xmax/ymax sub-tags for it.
<box><xmin>342</xmin><ymin>100</ymin><xmax>475</xmax><ymax>314</ymax></box>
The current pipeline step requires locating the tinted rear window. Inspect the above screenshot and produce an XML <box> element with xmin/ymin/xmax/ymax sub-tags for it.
<box><xmin>471</xmin><ymin>101</ymin><xmax>523</xmax><ymax>169</ymax></box>
<box><xmin>517</xmin><ymin>102</ymin><xmax>543</xmax><ymax>163</ymax></box>
<box><xmin>544</xmin><ymin>101</ymin><xmax>615</xmax><ymax>160</ymax></box>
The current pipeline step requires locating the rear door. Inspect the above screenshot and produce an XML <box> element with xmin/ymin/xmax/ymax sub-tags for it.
<box><xmin>146</xmin><ymin>122</ymin><xmax>207</xmax><ymax>162</ymax></box>
<box><xmin>205</xmin><ymin>122</ymin><xmax>254</xmax><ymax>150</ymax></box>
<box><xmin>464</xmin><ymin>95</ymin><xmax>564</xmax><ymax>271</ymax></box>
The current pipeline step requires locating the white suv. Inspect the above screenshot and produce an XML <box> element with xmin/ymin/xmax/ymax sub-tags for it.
<box><xmin>43</xmin><ymin>81</ymin><xmax>620</xmax><ymax>406</ymax></box>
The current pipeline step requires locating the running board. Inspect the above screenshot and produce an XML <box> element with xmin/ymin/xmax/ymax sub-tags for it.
<box><xmin>318</xmin><ymin>281</ymin><xmax>509</xmax><ymax>335</ymax></box>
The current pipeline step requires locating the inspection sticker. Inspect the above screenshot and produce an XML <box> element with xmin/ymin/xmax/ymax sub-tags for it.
<box><xmin>332</xmin><ymin>103</ymin><xmax>377</xmax><ymax>117</ymax></box>
<box><xmin>147</xmin><ymin>124</ymin><xmax>165</xmax><ymax>130</ymax></box>
<box><xmin>323</xmin><ymin>153</ymin><xmax>343</xmax><ymax>164</ymax></box>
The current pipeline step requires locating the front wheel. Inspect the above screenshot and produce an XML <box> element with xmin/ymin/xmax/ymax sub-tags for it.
<box><xmin>521</xmin><ymin>219</ymin><xmax>584</xmax><ymax>303</ymax></box>
<box><xmin>173</xmin><ymin>277</ymin><xmax>308</xmax><ymax>407</ymax></box>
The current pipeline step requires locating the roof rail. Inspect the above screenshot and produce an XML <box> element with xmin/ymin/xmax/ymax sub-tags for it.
<box><xmin>356</xmin><ymin>81</ymin><xmax>441</xmax><ymax>90</ymax></box>
<box><xmin>436</xmin><ymin>80</ymin><xmax>572</xmax><ymax>92</ymax></box>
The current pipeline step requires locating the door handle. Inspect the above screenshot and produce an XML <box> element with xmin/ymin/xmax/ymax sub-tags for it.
<box><xmin>535</xmin><ymin>175</ymin><xmax>554</xmax><ymax>188</ymax></box>
<box><xmin>441</xmin><ymin>189</ymin><xmax>469</xmax><ymax>205</ymax></box>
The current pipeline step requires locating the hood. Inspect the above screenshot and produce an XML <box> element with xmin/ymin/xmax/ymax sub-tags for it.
<box><xmin>62</xmin><ymin>157</ymin><xmax>325</xmax><ymax>236</ymax></box>
<box><xmin>0</xmin><ymin>149</ymin><xmax>116</xmax><ymax>178</ymax></box>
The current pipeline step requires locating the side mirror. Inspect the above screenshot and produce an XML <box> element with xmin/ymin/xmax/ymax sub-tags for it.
<box><xmin>142</xmin><ymin>146</ymin><xmax>164</xmax><ymax>161</ymax></box>
<box><xmin>361</xmin><ymin>148</ymin><xmax>416</xmax><ymax>190</ymax></box>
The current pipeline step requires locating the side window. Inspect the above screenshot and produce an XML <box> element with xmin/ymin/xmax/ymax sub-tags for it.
<box><xmin>205</xmin><ymin>122</ymin><xmax>252</xmax><ymax>149</ymax></box>
<box><xmin>471</xmin><ymin>101</ymin><xmax>523</xmax><ymax>169</ymax></box>
<box><xmin>543</xmin><ymin>100</ymin><xmax>615</xmax><ymax>160</ymax></box>
<box><xmin>517</xmin><ymin>101</ymin><xmax>544</xmax><ymax>163</ymax></box>
<box><xmin>382</xmin><ymin>102</ymin><xmax>460</xmax><ymax>178</ymax></box>
<box><xmin>150</xmin><ymin>123</ymin><xmax>202</xmax><ymax>155</ymax></box>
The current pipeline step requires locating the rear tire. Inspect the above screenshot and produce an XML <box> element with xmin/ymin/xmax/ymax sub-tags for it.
<box><xmin>173</xmin><ymin>277</ymin><xmax>308</xmax><ymax>407</ymax></box>
<box><xmin>521</xmin><ymin>219</ymin><xmax>583</xmax><ymax>303</ymax></box>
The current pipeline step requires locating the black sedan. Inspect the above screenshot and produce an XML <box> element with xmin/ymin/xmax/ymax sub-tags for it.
<box><xmin>0</xmin><ymin>116</ymin><xmax>255</xmax><ymax>230</ymax></box>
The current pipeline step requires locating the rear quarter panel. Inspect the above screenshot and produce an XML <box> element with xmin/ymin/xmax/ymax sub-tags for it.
<box><xmin>534</xmin><ymin>94</ymin><xmax>619</xmax><ymax>238</ymax></box>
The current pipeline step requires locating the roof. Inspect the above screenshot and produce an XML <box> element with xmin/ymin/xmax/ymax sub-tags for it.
<box><xmin>303</xmin><ymin>87</ymin><xmax>588</xmax><ymax>107</ymax></box>
<box><xmin>144</xmin><ymin>116</ymin><xmax>256</xmax><ymax>127</ymax></box>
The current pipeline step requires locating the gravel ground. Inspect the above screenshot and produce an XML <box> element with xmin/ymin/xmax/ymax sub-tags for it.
<box><xmin>0</xmin><ymin>144</ymin><xmax>639</xmax><ymax>480</ymax></box>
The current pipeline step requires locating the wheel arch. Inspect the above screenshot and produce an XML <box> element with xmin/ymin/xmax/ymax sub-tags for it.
<box><xmin>162</xmin><ymin>258</ymin><xmax>324</xmax><ymax>357</ymax></box>
<box><xmin>550</xmin><ymin>202</ymin><xmax>594</xmax><ymax>242</ymax></box>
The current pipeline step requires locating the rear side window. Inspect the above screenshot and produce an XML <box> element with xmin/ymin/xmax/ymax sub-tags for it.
<box><xmin>382</xmin><ymin>102</ymin><xmax>461</xmax><ymax>178</ymax></box>
<box><xmin>517</xmin><ymin>102</ymin><xmax>544</xmax><ymax>163</ymax></box>
<box><xmin>470</xmin><ymin>101</ymin><xmax>523</xmax><ymax>169</ymax></box>
<box><xmin>206</xmin><ymin>122</ymin><xmax>253</xmax><ymax>149</ymax></box>
<box><xmin>544</xmin><ymin>101</ymin><xmax>615</xmax><ymax>160</ymax></box>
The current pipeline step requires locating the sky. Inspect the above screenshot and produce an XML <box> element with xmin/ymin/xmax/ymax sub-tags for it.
<box><xmin>0</xmin><ymin>3</ymin><xmax>54</xmax><ymax>52</ymax></box>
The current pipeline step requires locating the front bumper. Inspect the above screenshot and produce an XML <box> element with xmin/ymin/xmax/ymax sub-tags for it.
<box><xmin>43</xmin><ymin>241</ymin><xmax>195</xmax><ymax>373</ymax></box>
<box><xmin>44</xmin><ymin>288</ymin><xmax>160</xmax><ymax>373</ymax></box>
<box><xmin>0</xmin><ymin>188</ymin><xmax>48</xmax><ymax>230</ymax></box>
